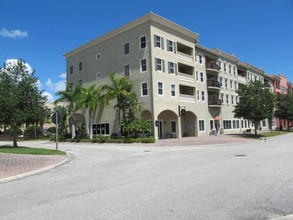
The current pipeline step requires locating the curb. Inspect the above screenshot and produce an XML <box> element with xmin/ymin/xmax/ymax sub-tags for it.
<box><xmin>0</xmin><ymin>151</ymin><xmax>73</xmax><ymax>184</ymax></box>
<box><xmin>271</xmin><ymin>215</ymin><xmax>293</xmax><ymax>220</ymax></box>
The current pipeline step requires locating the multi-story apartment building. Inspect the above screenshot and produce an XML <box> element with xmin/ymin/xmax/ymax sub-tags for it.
<box><xmin>65</xmin><ymin>13</ymin><xmax>273</xmax><ymax>140</ymax></box>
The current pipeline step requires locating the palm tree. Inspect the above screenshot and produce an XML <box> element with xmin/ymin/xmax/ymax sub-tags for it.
<box><xmin>102</xmin><ymin>73</ymin><xmax>133</xmax><ymax>137</ymax></box>
<box><xmin>55</xmin><ymin>83</ymin><xmax>81</xmax><ymax>138</ymax></box>
<box><xmin>75</xmin><ymin>84</ymin><xmax>105</xmax><ymax>139</ymax></box>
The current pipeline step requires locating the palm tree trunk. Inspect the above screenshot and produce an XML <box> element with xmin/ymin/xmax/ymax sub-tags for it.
<box><xmin>89</xmin><ymin>110</ymin><xmax>93</xmax><ymax>139</ymax></box>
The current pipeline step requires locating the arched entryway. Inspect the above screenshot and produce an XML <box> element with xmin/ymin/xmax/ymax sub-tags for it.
<box><xmin>140</xmin><ymin>110</ymin><xmax>152</xmax><ymax>120</ymax></box>
<box><xmin>157</xmin><ymin>110</ymin><xmax>178</xmax><ymax>139</ymax></box>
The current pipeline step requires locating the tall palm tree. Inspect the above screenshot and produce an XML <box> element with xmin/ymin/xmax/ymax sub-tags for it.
<box><xmin>55</xmin><ymin>83</ymin><xmax>81</xmax><ymax>138</ymax></box>
<box><xmin>75</xmin><ymin>84</ymin><xmax>105</xmax><ymax>139</ymax></box>
<box><xmin>102</xmin><ymin>72</ymin><xmax>134</xmax><ymax>137</ymax></box>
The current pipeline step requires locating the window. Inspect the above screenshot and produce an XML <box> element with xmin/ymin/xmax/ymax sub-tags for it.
<box><xmin>171</xmin><ymin>121</ymin><xmax>176</xmax><ymax>133</ymax></box>
<box><xmin>223</xmin><ymin>120</ymin><xmax>232</xmax><ymax>129</ymax></box>
<box><xmin>226</xmin><ymin>94</ymin><xmax>229</xmax><ymax>104</ymax></box>
<box><xmin>78</xmin><ymin>79</ymin><xmax>82</xmax><ymax>86</ymax></box>
<box><xmin>124</xmin><ymin>64</ymin><xmax>130</xmax><ymax>77</ymax></box>
<box><xmin>70</xmin><ymin>82</ymin><xmax>73</xmax><ymax>88</ymax></box>
<box><xmin>225</xmin><ymin>78</ymin><xmax>228</xmax><ymax>88</ymax></box>
<box><xmin>229</xmin><ymin>64</ymin><xmax>232</xmax><ymax>74</ymax></box>
<box><xmin>200</xmin><ymin>72</ymin><xmax>204</xmax><ymax>82</ymax></box>
<box><xmin>140</xmin><ymin>35</ymin><xmax>146</xmax><ymax>49</ymax></box>
<box><xmin>233</xmin><ymin>66</ymin><xmax>237</xmax><ymax>75</ymax></box>
<box><xmin>230</xmin><ymin>80</ymin><xmax>233</xmax><ymax>89</ymax></box>
<box><xmin>168</xmin><ymin>62</ymin><xmax>176</xmax><ymax>74</ymax></box>
<box><xmin>141</xmin><ymin>82</ymin><xmax>148</xmax><ymax>96</ymax></box>
<box><xmin>197</xmin><ymin>90</ymin><xmax>200</xmax><ymax>101</ymax></box>
<box><xmin>96</xmin><ymin>52</ymin><xmax>101</xmax><ymax>60</ymax></box>
<box><xmin>196</xmin><ymin>71</ymin><xmax>199</xmax><ymax>81</ymax></box>
<box><xmin>171</xmin><ymin>84</ymin><xmax>176</xmax><ymax>97</ymax></box>
<box><xmin>201</xmin><ymin>91</ymin><xmax>205</xmax><ymax>101</ymax></box>
<box><xmin>234</xmin><ymin>81</ymin><xmax>238</xmax><ymax>90</ymax></box>
<box><xmin>155</xmin><ymin>58</ymin><xmax>165</xmax><ymax>72</ymax></box>
<box><xmin>124</xmin><ymin>42</ymin><xmax>130</xmax><ymax>55</ymax></box>
<box><xmin>220</xmin><ymin>77</ymin><xmax>223</xmax><ymax>87</ymax></box>
<box><xmin>92</xmin><ymin>123</ymin><xmax>110</xmax><ymax>135</ymax></box>
<box><xmin>96</xmin><ymin>72</ymin><xmax>101</xmax><ymax>79</ymax></box>
<box><xmin>140</xmin><ymin>59</ymin><xmax>147</xmax><ymax>72</ymax></box>
<box><xmin>198</xmin><ymin>54</ymin><xmax>203</xmax><ymax>64</ymax></box>
<box><xmin>69</xmin><ymin>65</ymin><xmax>73</xmax><ymax>74</ymax></box>
<box><xmin>231</xmin><ymin>95</ymin><xmax>234</xmax><ymax>105</ymax></box>
<box><xmin>199</xmin><ymin>120</ymin><xmax>205</xmax><ymax>131</ymax></box>
<box><xmin>221</xmin><ymin>93</ymin><xmax>224</xmax><ymax>103</ymax></box>
<box><xmin>79</xmin><ymin>61</ymin><xmax>83</xmax><ymax>71</ymax></box>
<box><xmin>218</xmin><ymin>61</ymin><xmax>222</xmax><ymax>70</ymax></box>
<box><xmin>154</xmin><ymin>35</ymin><xmax>164</xmax><ymax>49</ymax></box>
<box><xmin>167</xmin><ymin>40</ymin><xmax>175</xmax><ymax>52</ymax></box>
<box><xmin>224</xmin><ymin>63</ymin><xmax>227</xmax><ymax>72</ymax></box>
<box><xmin>158</xmin><ymin>82</ymin><xmax>163</xmax><ymax>95</ymax></box>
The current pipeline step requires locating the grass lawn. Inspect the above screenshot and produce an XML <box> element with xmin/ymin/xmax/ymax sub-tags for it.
<box><xmin>232</xmin><ymin>130</ymin><xmax>291</xmax><ymax>139</ymax></box>
<box><xmin>0</xmin><ymin>146</ymin><xmax>66</xmax><ymax>155</ymax></box>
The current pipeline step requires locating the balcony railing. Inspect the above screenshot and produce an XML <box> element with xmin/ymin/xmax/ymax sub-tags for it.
<box><xmin>177</xmin><ymin>51</ymin><xmax>193</xmax><ymax>62</ymax></box>
<box><xmin>207</xmin><ymin>80</ymin><xmax>221</xmax><ymax>88</ymax></box>
<box><xmin>206</xmin><ymin>62</ymin><xmax>220</xmax><ymax>70</ymax></box>
<box><xmin>208</xmin><ymin>99</ymin><xmax>222</xmax><ymax>106</ymax></box>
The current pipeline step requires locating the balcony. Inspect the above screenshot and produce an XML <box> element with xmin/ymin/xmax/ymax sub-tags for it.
<box><xmin>208</xmin><ymin>99</ymin><xmax>222</xmax><ymax>107</ymax></box>
<box><xmin>207</xmin><ymin>80</ymin><xmax>221</xmax><ymax>91</ymax></box>
<box><xmin>206</xmin><ymin>62</ymin><xmax>220</xmax><ymax>75</ymax></box>
<box><xmin>179</xmin><ymin>94</ymin><xmax>196</xmax><ymax>103</ymax></box>
<box><xmin>237</xmin><ymin>75</ymin><xmax>247</xmax><ymax>85</ymax></box>
<box><xmin>177</xmin><ymin>51</ymin><xmax>193</xmax><ymax>63</ymax></box>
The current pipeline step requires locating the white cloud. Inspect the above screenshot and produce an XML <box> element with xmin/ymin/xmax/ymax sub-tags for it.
<box><xmin>43</xmin><ymin>91</ymin><xmax>55</xmax><ymax>102</ymax></box>
<box><xmin>5</xmin><ymin>59</ymin><xmax>33</xmax><ymax>74</ymax></box>
<box><xmin>37</xmin><ymin>80</ymin><xmax>42</xmax><ymax>90</ymax></box>
<box><xmin>45</xmin><ymin>77</ymin><xmax>66</xmax><ymax>93</ymax></box>
<box><xmin>0</xmin><ymin>28</ymin><xmax>28</xmax><ymax>39</ymax></box>
<box><xmin>59</xmin><ymin>73</ymin><xmax>66</xmax><ymax>79</ymax></box>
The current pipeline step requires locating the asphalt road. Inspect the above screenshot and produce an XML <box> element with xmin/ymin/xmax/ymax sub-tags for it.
<box><xmin>1</xmin><ymin>134</ymin><xmax>293</xmax><ymax>220</ymax></box>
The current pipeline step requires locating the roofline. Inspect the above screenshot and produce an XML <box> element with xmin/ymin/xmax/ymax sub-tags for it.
<box><xmin>64</xmin><ymin>12</ymin><xmax>199</xmax><ymax>58</ymax></box>
<box><xmin>212</xmin><ymin>48</ymin><xmax>239</xmax><ymax>63</ymax></box>
<box><xmin>238</xmin><ymin>62</ymin><xmax>264</xmax><ymax>74</ymax></box>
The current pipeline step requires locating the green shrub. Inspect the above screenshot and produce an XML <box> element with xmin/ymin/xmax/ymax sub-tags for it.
<box><xmin>140</xmin><ymin>137</ymin><xmax>156</xmax><ymax>143</ymax></box>
<box><xmin>47</xmin><ymin>127</ymin><xmax>56</xmax><ymax>133</ymax></box>
<box><xmin>92</xmin><ymin>135</ymin><xmax>110</xmax><ymax>143</ymax></box>
<box><xmin>24</xmin><ymin>125</ymin><xmax>42</xmax><ymax>139</ymax></box>
<box><xmin>3</xmin><ymin>127</ymin><xmax>23</xmax><ymax>136</ymax></box>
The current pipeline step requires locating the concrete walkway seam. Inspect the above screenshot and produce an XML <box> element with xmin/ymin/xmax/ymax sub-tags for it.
<box><xmin>0</xmin><ymin>151</ymin><xmax>73</xmax><ymax>184</ymax></box>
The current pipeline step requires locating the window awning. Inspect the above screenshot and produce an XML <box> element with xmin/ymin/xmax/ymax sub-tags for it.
<box><xmin>214</xmin><ymin>116</ymin><xmax>221</xmax><ymax>120</ymax></box>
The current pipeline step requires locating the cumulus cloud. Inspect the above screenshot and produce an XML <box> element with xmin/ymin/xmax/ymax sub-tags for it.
<box><xmin>5</xmin><ymin>59</ymin><xmax>33</xmax><ymax>74</ymax></box>
<box><xmin>43</xmin><ymin>91</ymin><xmax>55</xmax><ymax>102</ymax></box>
<box><xmin>45</xmin><ymin>78</ymin><xmax>66</xmax><ymax>92</ymax></box>
<box><xmin>59</xmin><ymin>73</ymin><xmax>66</xmax><ymax>79</ymax></box>
<box><xmin>0</xmin><ymin>28</ymin><xmax>28</xmax><ymax>39</ymax></box>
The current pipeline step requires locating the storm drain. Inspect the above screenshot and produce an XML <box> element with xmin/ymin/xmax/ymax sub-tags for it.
<box><xmin>235</xmin><ymin>154</ymin><xmax>247</xmax><ymax>157</ymax></box>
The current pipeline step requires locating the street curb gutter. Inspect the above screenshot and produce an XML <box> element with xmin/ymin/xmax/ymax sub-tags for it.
<box><xmin>0</xmin><ymin>151</ymin><xmax>73</xmax><ymax>184</ymax></box>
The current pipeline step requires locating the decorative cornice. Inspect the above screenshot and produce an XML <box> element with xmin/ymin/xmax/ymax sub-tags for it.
<box><xmin>64</xmin><ymin>12</ymin><xmax>199</xmax><ymax>58</ymax></box>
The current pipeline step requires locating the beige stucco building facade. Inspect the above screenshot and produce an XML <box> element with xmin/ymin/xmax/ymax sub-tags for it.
<box><xmin>65</xmin><ymin>13</ymin><xmax>273</xmax><ymax>140</ymax></box>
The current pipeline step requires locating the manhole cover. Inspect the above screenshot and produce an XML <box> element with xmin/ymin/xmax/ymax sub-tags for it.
<box><xmin>235</xmin><ymin>154</ymin><xmax>246</xmax><ymax>157</ymax></box>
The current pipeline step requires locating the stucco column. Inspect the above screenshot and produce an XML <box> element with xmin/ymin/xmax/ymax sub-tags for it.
<box><xmin>178</xmin><ymin>116</ymin><xmax>182</xmax><ymax>138</ymax></box>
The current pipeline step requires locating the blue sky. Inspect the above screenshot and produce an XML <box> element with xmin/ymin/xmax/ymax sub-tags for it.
<box><xmin>1</xmin><ymin>0</ymin><xmax>293</xmax><ymax>101</ymax></box>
